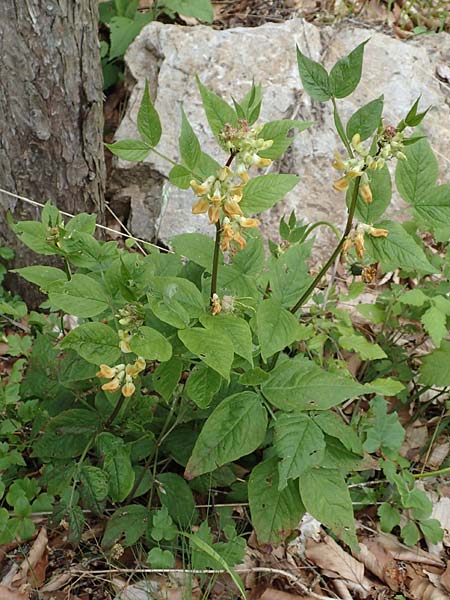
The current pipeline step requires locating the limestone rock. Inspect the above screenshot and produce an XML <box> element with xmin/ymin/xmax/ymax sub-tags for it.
<box><xmin>111</xmin><ymin>18</ymin><xmax>450</xmax><ymax>253</ymax></box>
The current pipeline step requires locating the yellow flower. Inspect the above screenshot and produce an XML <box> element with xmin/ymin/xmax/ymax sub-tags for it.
<box><xmin>122</xmin><ymin>381</ymin><xmax>136</xmax><ymax>398</ymax></box>
<box><xmin>221</xmin><ymin>222</ymin><xmax>234</xmax><ymax>252</ymax></box>
<box><xmin>208</xmin><ymin>203</ymin><xmax>221</xmax><ymax>224</ymax></box>
<box><xmin>360</xmin><ymin>183</ymin><xmax>373</xmax><ymax>204</ymax></box>
<box><xmin>341</xmin><ymin>237</ymin><xmax>353</xmax><ymax>256</ymax></box>
<box><xmin>256</xmin><ymin>157</ymin><xmax>272</xmax><ymax>168</ymax></box>
<box><xmin>223</xmin><ymin>197</ymin><xmax>243</xmax><ymax>219</ymax></box>
<box><xmin>96</xmin><ymin>364</ymin><xmax>116</xmax><ymax>379</ymax></box>
<box><xmin>332</xmin><ymin>152</ymin><xmax>346</xmax><ymax>171</ymax></box>
<box><xmin>211</xmin><ymin>293</ymin><xmax>222</xmax><ymax>316</ymax></box>
<box><xmin>192</xmin><ymin>197</ymin><xmax>209</xmax><ymax>215</ymax></box>
<box><xmin>333</xmin><ymin>176</ymin><xmax>350</xmax><ymax>192</ymax></box>
<box><xmin>351</xmin><ymin>133</ymin><xmax>361</xmax><ymax>148</ymax></box>
<box><xmin>190</xmin><ymin>180</ymin><xmax>210</xmax><ymax>196</ymax></box>
<box><xmin>368</xmin><ymin>227</ymin><xmax>388</xmax><ymax>238</ymax></box>
<box><xmin>354</xmin><ymin>231</ymin><xmax>365</xmax><ymax>260</ymax></box>
<box><xmin>102</xmin><ymin>378</ymin><xmax>121</xmax><ymax>393</ymax></box>
<box><xmin>240</xmin><ymin>217</ymin><xmax>260</xmax><ymax>229</ymax></box>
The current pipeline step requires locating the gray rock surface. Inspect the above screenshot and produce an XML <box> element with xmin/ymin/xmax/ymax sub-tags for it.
<box><xmin>111</xmin><ymin>18</ymin><xmax>450</xmax><ymax>252</ymax></box>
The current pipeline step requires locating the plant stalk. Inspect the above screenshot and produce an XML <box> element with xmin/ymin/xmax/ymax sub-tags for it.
<box><xmin>290</xmin><ymin>176</ymin><xmax>362</xmax><ymax>315</ymax></box>
<box><xmin>209</xmin><ymin>152</ymin><xmax>235</xmax><ymax>302</ymax></box>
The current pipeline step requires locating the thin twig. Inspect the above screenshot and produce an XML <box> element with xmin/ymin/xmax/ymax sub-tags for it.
<box><xmin>0</xmin><ymin>187</ymin><xmax>173</xmax><ymax>253</ymax></box>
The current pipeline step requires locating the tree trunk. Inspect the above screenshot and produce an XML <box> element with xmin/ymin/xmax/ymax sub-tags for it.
<box><xmin>0</xmin><ymin>0</ymin><xmax>105</xmax><ymax>306</ymax></box>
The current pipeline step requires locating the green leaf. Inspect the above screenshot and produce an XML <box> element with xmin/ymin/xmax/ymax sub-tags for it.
<box><xmin>240</xmin><ymin>174</ymin><xmax>299</xmax><ymax>214</ymax></box>
<box><xmin>274</xmin><ymin>414</ymin><xmax>326</xmax><ymax>489</ymax></box>
<box><xmin>148</xmin><ymin>276</ymin><xmax>205</xmax><ymax>329</ymax></box>
<box><xmin>378</xmin><ymin>503</ymin><xmax>401</xmax><ymax>533</ymax></box>
<box><xmin>14</xmin><ymin>266</ymin><xmax>67</xmax><ymax>291</ymax></box>
<box><xmin>33</xmin><ymin>410</ymin><xmax>100</xmax><ymax>460</ymax></box>
<box><xmin>185</xmin><ymin>364</ymin><xmax>222</xmax><ymax>408</ymax></box>
<box><xmin>398</xmin><ymin>288</ymin><xmax>429</xmax><ymax>307</ymax></box>
<box><xmin>66</xmin><ymin>213</ymin><xmax>97</xmax><ymax>235</ymax></box>
<box><xmin>329</xmin><ymin>40</ymin><xmax>368</xmax><ymax>99</ymax></box>
<box><xmin>268</xmin><ymin>243</ymin><xmax>313</xmax><ymax>307</ymax></box>
<box><xmin>147</xmin><ymin>547</ymin><xmax>175</xmax><ymax>569</ymax></box>
<box><xmin>157</xmin><ymin>472</ymin><xmax>198</xmax><ymax>527</ymax></box>
<box><xmin>197</xmin><ymin>77</ymin><xmax>237</xmax><ymax>139</ymax></box>
<box><xmin>256</xmin><ymin>299</ymin><xmax>302</xmax><ymax>362</ymax></box>
<box><xmin>102</xmin><ymin>505</ymin><xmax>149</xmax><ymax>548</ymax></box>
<box><xmin>169</xmin><ymin>164</ymin><xmax>192</xmax><ymax>189</ymax></box>
<box><xmin>347</xmin><ymin>166</ymin><xmax>392</xmax><ymax>224</ymax></box>
<box><xmin>401</xmin><ymin>521</ymin><xmax>420</xmax><ymax>546</ymax></box>
<box><xmin>395</xmin><ymin>137</ymin><xmax>438</xmax><ymax>204</ymax></box>
<box><xmin>171</xmin><ymin>233</ymin><xmax>219</xmax><ymax>272</ymax></box>
<box><xmin>296</xmin><ymin>47</ymin><xmax>331</xmax><ymax>102</ymax></box>
<box><xmin>313</xmin><ymin>411</ymin><xmax>363</xmax><ymax>455</ymax></box>
<box><xmin>162</xmin><ymin>0</ymin><xmax>214</xmax><ymax>22</ymax></box>
<box><xmin>185</xmin><ymin>391</ymin><xmax>267</xmax><ymax>479</ymax></box>
<box><xmin>200</xmin><ymin>314</ymin><xmax>254</xmax><ymax>366</ymax></box>
<box><xmin>412</xmin><ymin>184</ymin><xmax>450</xmax><ymax>227</ymax></box>
<box><xmin>299</xmin><ymin>468</ymin><xmax>357</xmax><ymax>549</ymax></box>
<box><xmin>419</xmin><ymin>519</ymin><xmax>444</xmax><ymax>545</ymax></box>
<box><xmin>178</xmin><ymin>327</ymin><xmax>234</xmax><ymax>381</ymax></box>
<box><xmin>259</xmin><ymin>120</ymin><xmax>313</xmax><ymax>160</ymax></box>
<box><xmin>12</xmin><ymin>221</ymin><xmax>58</xmax><ymax>255</ymax></box>
<box><xmin>339</xmin><ymin>334</ymin><xmax>387</xmax><ymax>360</ymax></box>
<box><xmin>363</xmin><ymin>396</ymin><xmax>405</xmax><ymax>453</ymax></box>
<box><xmin>249</xmin><ymin>457</ymin><xmax>305</xmax><ymax>545</ymax></box>
<box><xmin>138</xmin><ymin>81</ymin><xmax>162</xmax><ymax>147</ymax></box>
<box><xmin>421</xmin><ymin>306</ymin><xmax>447</xmax><ymax>347</ymax></box>
<box><xmin>262</xmin><ymin>357</ymin><xmax>364</xmax><ymax>411</ymax></box>
<box><xmin>153</xmin><ymin>357</ymin><xmax>183</xmax><ymax>401</ymax></box>
<box><xmin>104</xmin><ymin>445</ymin><xmax>135</xmax><ymax>502</ymax></box>
<box><xmin>179</xmin><ymin>107</ymin><xmax>201</xmax><ymax>170</ymax></box>
<box><xmin>419</xmin><ymin>342</ymin><xmax>450</xmax><ymax>387</ymax></box>
<box><xmin>364</xmin><ymin>220</ymin><xmax>435</xmax><ymax>274</ymax></box>
<box><xmin>105</xmin><ymin>139</ymin><xmax>151</xmax><ymax>162</ymax></box>
<box><xmin>60</xmin><ymin>323</ymin><xmax>121</xmax><ymax>365</ymax></box>
<box><xmin>186</xmin><ymin>532</ymin><xmax>247</xmax><ymax>598</ymax></box>
<box><xmin>48</xmin><ymin>274</ymin><xmax>110</xmax><ymax>318</ymax></box>
<box><xmin>108</xmin><ymin>14</ymin><xmax>152</xmax><ymax>60</ymax></box>
<box><xmin>346</xmin><ymin>95</ymin><xmax>384</xmax><ymax>141</ymax></box>
<box><xmin>366</xmin><ymin>377</ymin><xmax>405</xmax><ymax>396</ymax></box>
<box><xmin>80</xmin><ymin>466</ymin><xmax>109</xmax><ymax>514</ymax></box>
<box><xmin>151</xmin><ymin>507</ymin><xmax>177</xmax><ymax>541</ymax></box>
<box><xmin>130</xmin><ymin>325</ymin><xmax>172</xmax><ymax>362</ymax></box>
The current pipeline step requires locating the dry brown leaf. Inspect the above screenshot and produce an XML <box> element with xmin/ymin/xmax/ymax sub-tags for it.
<box><xmin>39</xmin><ymin>571</ymin><xmax>74</xmax><ymax>593</ymax></box>
<box><xmin>357</xmin><ymin>539</ymin><xmax>406</xmax><ymax>591</ymax></box>
<box><xmin>306</xmin><ymin>535</ymin><xmax>370</xmax><ymax>596</ymax></box>
<box><xmin>400</xmin><ymin>420</ymin><xmax>428</xmax><ymax>460</ymax></box>
<box><xmin>12</xmin><ymin>527</ymin><xmax>48</xmax><ymax>589</ymax></box>
<box><xmin>440</xmin><ymin>562</ymin><xmax>450</xmax><ymax>592</ymax></box>
<box><xmin>410</xmin><ymin>575</ymin><xmax>449</xmax><ymax>600</ymax></box>
<box><xmin>427</xmin><ymin>441</ymin><xmax>450</xmax><ymax>469</ymax></box>
<box><xmin>0</xmin><ymin>586</ymin><xmax>29</xmax><ymax>600</ymax></box>
<box><xmin>377</xmin><ymin>533</ymin><xmax>444</xmax><ymax>567</ymax></box>
<box><xmin>258</xmin><ymin>588</ymin><xmax>310</xmax><ymax>600</ymax></box>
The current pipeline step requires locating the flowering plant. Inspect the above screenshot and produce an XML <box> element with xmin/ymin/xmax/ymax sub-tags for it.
<box><xmin>4</xmin><ymin>40</ymin><xmax>447</xmax><ymax>571</ymax></box>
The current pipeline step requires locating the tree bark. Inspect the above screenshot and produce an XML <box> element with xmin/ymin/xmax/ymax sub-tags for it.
<box><xmin>0</xmin><ymin>0</ymin><xmax>105</xmax><ymax>306</ymax></box>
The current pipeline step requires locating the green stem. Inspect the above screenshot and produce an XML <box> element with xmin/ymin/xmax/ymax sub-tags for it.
<box><xmin>413</xmin><ymin>466</ymin><xmax>450</xmax><ymax>479</ymax></box>
<box><xmin>104</xmin><ymin>393</ymin><xmax>127</xmax><ymax>428</ymax></box>
<box><xmin>63</xmin><ymin>258</ymin><xmax>72</xmax><ymax>280</ymax></box>
<box><xmin>332</xmin><ymin>97</ymin><xmax>353</xmax><ymax>158</ymax></box>
<box><xmin>125</xmin><ymin>396</ymin><xmax>179</xmax><ymax>504</ymax></box>
<box><xmin>209</xmin><ymin>152</ymin><xmax>235</xmax><ymax>303</ymax></box>
<box><xmin>290</xmin><ymin>176</ymin><xmax>362</xmax><ymax>315</ymax></box>
<box><xmin>210</xmin><ymin>221</ymin><xmax>221</xmax><ymax>301</ymax></box>
<box><xmin>300</xmin><ymin>220</ymin><xmax>341</xmax><ymax>244</ymax></box>
<box><xmin>151</xmin><ymin>147</ymin><xmax>178</xmax><ymax>167</ymax></box>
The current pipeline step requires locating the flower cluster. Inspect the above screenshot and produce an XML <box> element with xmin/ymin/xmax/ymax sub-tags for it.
<box><xmin>220</xmin><ymin>120</ymin><xmax>273</xmax><ymax>181</ymax></box>
<box><xmin>190</xmin><ymin>163</ymin><xmax>260</xmax><ymax>253</ymax></box>
<box><xmin>96</xmin><ymin>357</ymin><xmax>146</xmax><ymax>398</ymax></box>
<box><xmin>333</xmin><ymin>127</ymin><xmax>406</xmax><ymax>202</ymax></box>
<box><xmin>343</xmin><ymin>223</ymin><xmax>389</xmax><ymax>260</ymax></box>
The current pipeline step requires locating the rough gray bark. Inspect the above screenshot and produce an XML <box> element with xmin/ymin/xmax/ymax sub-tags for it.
<box><xmin>0</xmin><ymin>0</ymin><xmax>105</xmax><ymax>305</ymax></box>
